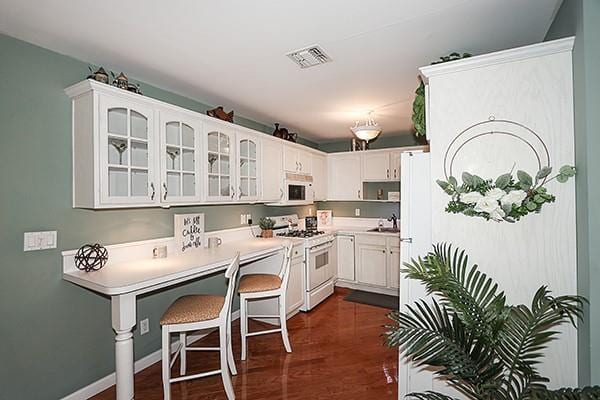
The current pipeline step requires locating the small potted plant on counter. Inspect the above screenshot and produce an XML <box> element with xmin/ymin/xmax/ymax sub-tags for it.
<box><xmin>259</xmin><ymin>217</ymin><xmax>275</xmax><ymax>238</ymax></box>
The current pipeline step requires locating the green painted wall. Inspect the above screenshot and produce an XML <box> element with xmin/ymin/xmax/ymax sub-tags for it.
<box><xmin>318</xmin><ymin>132</ymin><xmax>423</xmax><ymax>153</ymax></box>
<box><xmin>545</xmin><ymin>0</ymin><xmax>600</xmax><ymax>386</ymax></box>
<box><xmin>0</xmin><ymin>34</ymin><xmax>315</xmax><ymax>399</ymax></box>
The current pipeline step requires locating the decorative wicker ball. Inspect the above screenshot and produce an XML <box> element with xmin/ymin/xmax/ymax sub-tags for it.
<box><xmin>74</xmin><ymin>243</ymin><xmax>108</xmax><ymax>272</ymax></box>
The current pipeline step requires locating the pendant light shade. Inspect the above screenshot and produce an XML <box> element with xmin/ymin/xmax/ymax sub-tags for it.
<box><xmin>350</xmin><ymin>112</ymin><xmax>382</xmax><ymax>142</ymax></box>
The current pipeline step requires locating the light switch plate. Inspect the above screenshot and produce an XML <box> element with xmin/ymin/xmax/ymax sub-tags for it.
<box><xmin>355</xmin><ymin>208</ymin><xmax>361</xmax><ymax>216</ymax></box>
<box><xmin>24</xmin><ymin>231</ymin><xmax>57</xmax><ymax>251</ymax></box>
<box><xmin>140</xmin><ymin>318</ymin><xmax>149</xmax><ymax>335</ymax></box>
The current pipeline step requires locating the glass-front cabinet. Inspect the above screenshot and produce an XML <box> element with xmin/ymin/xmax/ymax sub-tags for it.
<box><xmin>237</xmin><ymin>133</ymin><xmax>260</xmax><ymax>201</ymax></box>
<box><xmin>159</xmin><ymin>111</ymin><xmax>202</xmax><ymax>204</ymax></box>
<box><xmin>99</xmin><ymin>95</ymin><xmax>156</xmax><ymax>205</ymax></box>
<box><xmin>205</xmin><ymin>122</ymin><xmax>236</xmax><ymax>201</ymax></box>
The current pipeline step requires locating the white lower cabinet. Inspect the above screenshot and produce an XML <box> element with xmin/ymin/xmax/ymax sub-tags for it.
<box><xmin>353</xmin><ymin>234</ymin><xmax>400</xmax><ymax>291</ymax></box>
<box><xmin>337</xmin><ymin>235</ymin><xmax>355</xmax><ymax>281</ymax></box>
<box><xmin>286</xmin><ymin>245</ymin><xmax>304</xmax><ymax>315</ymax></box>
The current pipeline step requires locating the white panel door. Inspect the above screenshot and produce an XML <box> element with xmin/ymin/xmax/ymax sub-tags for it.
<box><xmin>398</xmin><ymin>151</ymin><xmax>433</xmax><ymax>397</ymax></box>
<box><xmin>312</xmin><ymin>154</ymin><xmax>327</xmax><ymax>201</ymax></box>
<box><xmin>356</xmin><ymin>243</ymin><xmax>387</xmax><ymax>287</ymax></box>
<box><xmin>327</xmin><ymin>153</ymin><xmax>362</xmax><ymax>200</ymax></box>
<box><xmin>283</xmin><ymin>145</ymin><xmax>298</xmax><ymax>172</ymax></box>
<box><xmin>389</xmin><ymin>151</ymin><xmax>402</xmax><ymax>181</ymax></box>
<box><xmin>362</xmin><ymin>152</ymin><xmax>390</xmax><ymax>181</ymax></box>
<box><xmin>336</xmin><ymin>235</ymin><xmax>355</xmax><ymax>281</ymax></box>
<box><xmin>159</xmin><ymin>110</ymin><xmax>202</xmax><ymax>204</ymax></box>
<box><xmin>261</xmin><ymin>140</ymin><xmax>283</xmax><ymax>202</ymax></box>
<box><xmin>296</xmin><ymin>149</ymin><xmax>312</xmax><ymax>174</ymax></box>
<box><xmin>287</xmin><ymin>253</ymin><xmax>304</xmax><ymax>314</ymax></box>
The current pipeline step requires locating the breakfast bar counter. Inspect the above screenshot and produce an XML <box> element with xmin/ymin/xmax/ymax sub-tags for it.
<box><xmin>62</xmin><ymin>236</ymin><xmax>292</xmax><ymax>400</ymax></box>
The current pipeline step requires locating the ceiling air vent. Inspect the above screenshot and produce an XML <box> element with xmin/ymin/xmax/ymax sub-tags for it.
<box><xmin>286</xmin><ymin>45</ymin><xmax>332</xmax><ymax>69</ymax></box>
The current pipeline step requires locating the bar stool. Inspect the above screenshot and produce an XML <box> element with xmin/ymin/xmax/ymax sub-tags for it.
<box><xmin>160</xmin><ymin>253</ymin><xmax>240</xmax><ymax>400</ymax></box>
<box><xmin>239</xmin><ymin>243</ymin><xmax>294</xmax><ymax>360</ymax></box>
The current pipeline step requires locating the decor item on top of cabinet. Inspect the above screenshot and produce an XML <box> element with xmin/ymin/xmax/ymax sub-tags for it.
<box><xmin>351</xmin><ymin>137</ymin><xmax>368</xmax><ymax>151</ymax></box>
<box><xmin>316</xmin><ymin>210</ymin><xmax>332</xmax><ymax>227</ymax></box>
<box><xmin>174</xmin><ymin>213</ymin><xmax>205</xmax><ymax>253</ymax></box>
<box><xmin>111</xmin><ymin>71</ymin><xmax>129</xmax><ymax>90</ymax></box>
<box><xmin>87</xmin><ymin>66</ymin><xmax>110</xmax><ymax>84</ymax></box>
<box><xmin>206</xmin><ymin>106</ymin><xmax>234</xmax><ymax>123</ymax></box>
<box><xmin>412</xmin><ymin>52</ymin><xmax>472</xmax><ymax>137</ymax></box>
<box><xmin>435</xmin><ymin>117</ymin><xmax>576</xmax><ymax>223</ymax></box>
<box><xmin>272</xmin><ymin>123</ymin><xmax>298</xmax><ymax>142</ymax></box>
<box><xmin>74</xmin><ymin>243</ymin><xmax>108</xmax><ymax>272</ymax></box>
<box><xmin>384</xmin><ymin>243</ymin><xmax>593</xmax><ymax>399</ymax></box>
<box><xmin>258</xmin><ymin>217</ymin><xmax>275</xmax><ymax>238</ymax></box>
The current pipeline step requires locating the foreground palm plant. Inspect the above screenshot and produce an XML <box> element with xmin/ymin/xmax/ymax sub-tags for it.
<box><xmin>384</xmin><ymin>243</ymin><xmax>597</xmax><ymax>399</ymax></box>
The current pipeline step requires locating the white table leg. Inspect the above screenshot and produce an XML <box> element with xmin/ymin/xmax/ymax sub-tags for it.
<box><xmin>111</xmin><ymin>294</ymin><xmax>137</xmax><ymax>400</ymax></box>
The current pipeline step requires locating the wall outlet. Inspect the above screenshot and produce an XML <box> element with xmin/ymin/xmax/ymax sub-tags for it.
<box><xmin>355</xmin><ymin>208</ymin><xmax>361</xmax><ymax>216</ymax></box>
<box><xmin>246</xmin><ymin>213</ymin><xmax>252</xmax><ymax>225</ymax></box>
<box><xmin>240</xmin><ymin>214</ymin><xmax>247</xmax><ymax>225</ymax></box>
<box><xmin>140</xmin><ymin>318</ymin><xmax>149</xmax><ymax>335</ymax></box>
<box><xmin>24</xmin><ymin>231</ymin><xmax>57</xmax><ymax>251</ymax></box>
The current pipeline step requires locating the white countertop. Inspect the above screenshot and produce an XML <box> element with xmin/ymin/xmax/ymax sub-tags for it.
<box><xmin>323</xmin><ymin>226</ymin><xmax>401</xmax><ymax>238</ymax></box>
<box><xmin>63</xmin><ymin>237</ymin><xmax>297</xmax><ymax>296</ymax></box>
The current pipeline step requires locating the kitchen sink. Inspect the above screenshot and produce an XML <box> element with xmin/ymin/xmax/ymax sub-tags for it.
<box><xmin>367</xmin><ymin>227</ymin><xmax>400</xmax><ymax>233</ymax></box>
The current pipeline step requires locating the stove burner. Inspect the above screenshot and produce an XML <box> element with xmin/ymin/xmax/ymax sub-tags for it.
<box><xmin>277</xmin><ymin>230</ymin><xmax>325</xmax><ymax>238</ymax></box>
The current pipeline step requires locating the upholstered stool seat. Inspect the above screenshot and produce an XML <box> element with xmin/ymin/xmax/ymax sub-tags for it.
<box><xmin>238</xmin><ymin>274</ymin><xmax>282</xmax><ymax>293</ymax></box>
<box><xmin>160</xmin><ymin>295</ymin><xmax>225</xmax><ymax>325</ymax></box>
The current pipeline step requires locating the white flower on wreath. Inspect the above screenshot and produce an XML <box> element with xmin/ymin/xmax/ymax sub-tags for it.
<box><xmin>485</xmin><ymin>188</ymin><xmax>506</xmax><ymax>201</ymax></box>
<box><xmin>501</xmin><ymin>190</ymin><xmax>528</xmax><ymax>207</ymax></box>
<box><xmin>474</xmin><ymin>196</ymin><xmax>505</xmax><ymax>221</ymax></box>
<box><xmin>460</xmin><ymin>191</ymin><xmax>483</xmax><ymax>204</ymax></box>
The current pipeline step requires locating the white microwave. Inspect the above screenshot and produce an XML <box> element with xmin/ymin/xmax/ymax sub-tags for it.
<box><xmin>283</xmin><ymin>173</ymin><xmax>314</xmax><ymax>205</ymax></box>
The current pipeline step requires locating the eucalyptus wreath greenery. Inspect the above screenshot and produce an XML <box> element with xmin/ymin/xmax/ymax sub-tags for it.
<box><xmin>384</xmin><ymin>244</ymin><xmax>597</xmax><ymax>399</ymax></box>
<box><xmin>435</xmin><ymin>165</ymin><xmax>576</xmax><ymax>223</ymax></box>
<box><xmin>412</xmin><ymin>53</ymin><xmax>472</xmax><ymax>137</ymax></box>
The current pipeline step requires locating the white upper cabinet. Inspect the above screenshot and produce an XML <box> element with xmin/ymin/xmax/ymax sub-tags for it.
<box><xmin>99</xmin><ymin>94</ymin><xmax>157</xmax><ymax>206</ymax></box>
<box><xmin>236</xmin><ymin>132</ymin><xmax>260</xmax><ymax>202</ymax></box>
<box><xmin>204</xmin><ymin>121</ymin><xmax>236</xmax><ymax>201</ymax></box>
<box><xmin>159</xmin><ymin>111</ymin><xmax>202</xmax><ymax>204</ymax></box>
<box><xmin>362</xmin><ymin>150</ymin><xmax>401</xmax><ymax>182</ymax></box>
<box><xmin>327</xmin><ymin>153</ymin><xmax>362</xmax><ymax>201</ymax></box>
<box><xmin>261</xmin><ymin>139</ymin><xmax>284</xmax><ymax>202</ymax></box>
<box><xmin>312</xmin><ymin>153</ymin><xmax>327</xmax><ymax>201</ymax></box>
<box><xmin>284</xmin><ymin>144</ymin><xmax>312</xmax><ymax>174</ymax></box>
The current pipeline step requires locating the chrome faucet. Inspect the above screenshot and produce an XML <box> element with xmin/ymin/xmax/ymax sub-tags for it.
<box><xmin>387</xmin><ymin>213</ymin><xmax>398</xmax><ymax>230</ymax></box>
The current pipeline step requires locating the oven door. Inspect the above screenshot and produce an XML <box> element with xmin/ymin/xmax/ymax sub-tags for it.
<box><xmin>306</xmin><ymin>241</ymin><xmax>334</xmax><ymax>291</ymax></box>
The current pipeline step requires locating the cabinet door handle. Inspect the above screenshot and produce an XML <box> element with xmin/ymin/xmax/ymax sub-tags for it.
<box><xmin>231</xmin><ymin>186</ymin><xmax>235</xmax><ymax>199</ymax></box>
<box><xmin>300</xmin><ymin>162</ymin><xmax>303</xmax><ymax>171</ymax></box>
<box><xmin>162</xmin><ymin>183</ymin><xmax>168</xmax><ymax>200</ymax></box>
<box><xmin>239</xmin><ymin>186</ymin><xmax>243</xmax><ymax>199</ymax></box>
<box><xmin>394</xmin><ymin>169</ymin><xmax>397</xmax><ymax>179</ymax></box>
<box><xmin>382</xmin><ymin>250</ymin><xmax>386</xmax><ymax>253</ymax></box>
<box><xmin>296</xmin><ymin>161</ymin><xmax>299</xmax><ymax>171</ymax></box>
<box><xmin>387</xmin><ymin>169</ymin><xmax>390</xmax><ymax>179</ymax></box>
<box><xmin>358</xmin><ymin>190</ymin><xmax>361</xmax><ymax>199</ymax></box>
<box><xmin>280</xmin><ymin>188</ymin><xmax>284</xmax><ymax>200</ymax></box>
<box><xmin>150</xmin><ymin>182</ymin><xmax>156</xmax><ymax>200</ymax></box>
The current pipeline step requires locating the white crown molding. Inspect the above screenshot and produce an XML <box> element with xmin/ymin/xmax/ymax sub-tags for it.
<box><xmin>419</xmin><ymin>36</ymin><xmax>575</xmax><ymax>82</ymax></box>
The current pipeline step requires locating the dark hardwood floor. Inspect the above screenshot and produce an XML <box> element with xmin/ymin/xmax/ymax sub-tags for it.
<box><xmin>93</xmin><ymin>288</ymin><xmax>399</xmax><ymax>399</ymax></box>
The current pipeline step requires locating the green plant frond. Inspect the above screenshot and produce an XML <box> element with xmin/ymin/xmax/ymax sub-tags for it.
<box><xmin>402</xmin><ymin>243</ymin><xmax>508</xmax><ymax>341</ymax></box>
<box><xmin>528</xmin><ymin>386</ymin><xmax>600</xmax><ymax>400</ymax></box>
<box><xmin>385</xmin><ymin>300</ymin><xmax>502</xmax><ymax>390</ymax></box>
<box><xmin>497</xmin><ymin>286</ymin><xmax>586</xmax><ymax>397</ymax></box>
<box><xmin>407</xmin><ymin>391</ymin><xmax>459</xmax><ymax>400</ymax></box>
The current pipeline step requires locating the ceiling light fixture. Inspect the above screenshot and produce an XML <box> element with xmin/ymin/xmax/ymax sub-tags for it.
<box><xmin>350</xmin><ymin>112</ymin><xmax>382</xmax><ymax>142</ymax></box>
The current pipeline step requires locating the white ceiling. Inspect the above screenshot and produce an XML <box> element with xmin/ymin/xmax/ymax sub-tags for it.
<box><xmin>0</xmin><ymin>0</ymin><xmax>561</xmax><ymax>142</ymax></box>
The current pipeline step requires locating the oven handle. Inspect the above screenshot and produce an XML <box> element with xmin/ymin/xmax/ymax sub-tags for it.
<box><xmin>308</xmin><ymin>240</ymin><xmax>334</xmax><ymax>253</ymax></box>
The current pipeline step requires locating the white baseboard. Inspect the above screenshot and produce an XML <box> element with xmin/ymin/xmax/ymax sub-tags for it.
<box><xmin>335</xmin><ymin>280</ymin><xmax>399</xmax><ymax>297</ymax></box>
<box><xmin>62</xmin><ymin>310</ymin><xmax>240</xmax><ymax>400</ymax></box>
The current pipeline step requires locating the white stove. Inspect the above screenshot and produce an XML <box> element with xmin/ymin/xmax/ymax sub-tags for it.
<box><xmin>271</xmin><ymin>215</ymin><xmax>335</xmax><ymax>311</ymax></box>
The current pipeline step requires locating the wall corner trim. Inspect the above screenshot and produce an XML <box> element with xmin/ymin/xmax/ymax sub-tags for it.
<box><xmin>418</xmin><ymin>36</ymin><xmax>575</xmax><ymax>82</ymax></box>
